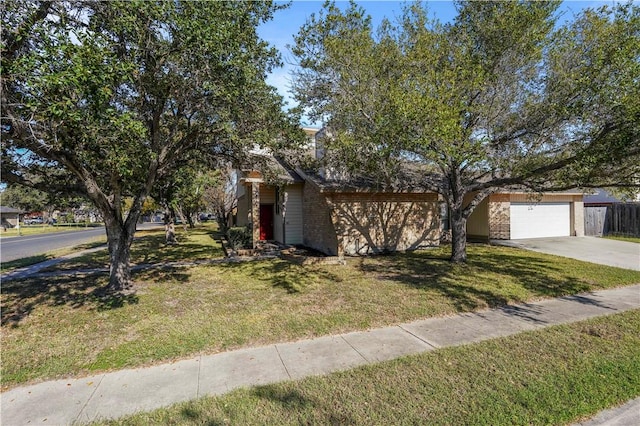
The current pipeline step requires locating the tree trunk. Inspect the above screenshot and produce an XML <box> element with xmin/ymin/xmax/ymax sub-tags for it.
<box><xmin>449</xmin><ymin>202</ymin><xmax>468</xmax><ymax>263</ymax></box>
<box><xmin>164</xmin><ymin>208</ymin><xmax>178</xmax><ymax>244</ymax></box>
<box><xmin>105</xmin><ymin>221</ymin><xmax>135</xmax><ymax>290</ymax></box>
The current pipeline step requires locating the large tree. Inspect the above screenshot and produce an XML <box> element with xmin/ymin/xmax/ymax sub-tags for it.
<box><xmin>2</xmin><ymin>1</ymin><xmax>293</xmax><ymax>288</ymax></box>
<box><xmin>291</xmin><ymin>0</ymin><xmax>640</xmax><ymax>262</ymax></box>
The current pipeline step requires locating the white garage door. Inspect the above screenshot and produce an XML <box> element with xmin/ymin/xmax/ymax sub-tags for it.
<box><xmin>510</xmin><ymin>203</ymin><xmax>571</xmax><ymax>239</ymax></box>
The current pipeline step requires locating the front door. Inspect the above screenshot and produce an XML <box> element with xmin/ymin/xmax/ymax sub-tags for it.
<box><xmin>259</xmin><ymin>204</ymin><xmax>274</xmax><ymax>240</ymax></box>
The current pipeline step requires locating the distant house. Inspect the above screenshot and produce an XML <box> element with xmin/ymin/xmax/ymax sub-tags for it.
<box><xmin>234</xmin><ymin>129</ymin><xmax>585</xmax><ymax>255</ymax></box>
<box><xmin>583</xmin><ymin>188</ymin><xmax>623</xmax><ymax>206</ymax></box>
<box><xmin>0</xmin><ymin>206</ymin><xmax>24</xmax><ymax>229</ymax></box>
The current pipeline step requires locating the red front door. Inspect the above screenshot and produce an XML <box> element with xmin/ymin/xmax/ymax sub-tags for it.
<box><xmin>259</xmin><ymin>204</ymin><xmax>274</xmax><ymax>240</ymax></box>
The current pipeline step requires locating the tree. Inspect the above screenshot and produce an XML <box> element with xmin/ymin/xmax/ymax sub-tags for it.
<box><xmin>0</xmin><ymin>184</ymin><xmax>49</xmax><ymax>212</ymax></box>
<box><xmin>2</xmin><ymin>1</ymin><xmax>294</xmax><ymax>289</ymax></box>
<box><xmin>201</xmin><ymin>165</ymin><xmax>237</xmax><ymax>234</ymax></box>
<box><xmin>291</xmin><ymin>0</ymin><xmax>640</xmax><ymax>262</ymax></box>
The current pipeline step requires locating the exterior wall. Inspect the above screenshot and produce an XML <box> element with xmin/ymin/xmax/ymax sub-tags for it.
<box><xmin>284</xmin><ymin>185</ymin><xmax>304</xmax><ymax>245</ymax></box>
<box><xmin>466</xmin><ymin>197</ymin><xmax>489</xmax><ymax>239</ymax></box>
<box><xmin>260</xmin><ymin>185</ymin><xmax>276</xmax><ymax>204</ymax></box>
<box><xmin>302</xmin><ymin>182</ymin><xmax>340</xmax><ymax>255</ymax></box>
<box><xmin>572</xmin><ymin>200</ymin><xmax>585</xmax><ymax>237</ymax></box>
<box><xmin>236</xmin><ymin>193</ymin><xmax>248</xmax><ymax>227</ymax></box>
<box><xmin>487</xmin><ymin>193</ymin><xmax>584</xmax><ymax>240</ymax></box>
<box><xmin>328</xmin><ymin>192</ymin><xmax>440</xmax><ymax>255</ymax></box>
<box><xmin>488</xmin><ymin>194</ymin><xmax>511</xmax><ymax>240</ymax></box>
<box><xmin>272</xmin><ymin>184</ymin><xmax>304</xmax><ymax>245</ymax></box>
<box><xmin>0</xmin><ymin>214</ymin><xmax>19</xmax><ymax>228</ymax></box>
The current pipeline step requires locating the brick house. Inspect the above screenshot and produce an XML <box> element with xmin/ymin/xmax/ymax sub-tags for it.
<box><xmin>234</xmin><ymin>129</ymin><xmax>585</xmax><ymax>256</ymax></box>
<box><xmin>466</xmin><ymin>192</ymin><xmax>584</xmax><ymax>241</ymax></box>
<box><xmin>235</xmin><ymin>155</ymin><xmax>441</xmax><ymax>255</ymax></box>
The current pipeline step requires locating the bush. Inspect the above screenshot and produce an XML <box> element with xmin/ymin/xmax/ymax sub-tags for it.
<box><xmin>226</xmin><ymin>227</ymin><xmax>252</xmax><ymax>250</ymax></box>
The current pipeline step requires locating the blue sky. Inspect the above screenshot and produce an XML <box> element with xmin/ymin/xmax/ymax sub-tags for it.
<box><xmin>258</xmin><ymin>0</ymin><xmax>623</xmax><ymax>126</ymax></box>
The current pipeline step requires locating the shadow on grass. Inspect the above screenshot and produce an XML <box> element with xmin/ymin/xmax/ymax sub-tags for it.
<box><xmin>251</xmin><ymin>384</ymin><xmax>355</xmax><ymax>425</ymax></box>
<box><xmin>133</xmin><ymin>265</ymin><xmax>192</xmax><ymax>283</ymax></box>
<box><xmin>132</xmin><ymin>230</ymin><xmax>224</xmax><ymax>265</ymax></box>
<box><xmin>217</xmin><ymin>259</ymin><xmax>343</xmax><ymax>294</ymax></box>
<box><xmin>1</xmin><ymin>254</ymin><xmax>52</xmax><ymax>272</ymax></box>
<box><xmin>1</xmin><ymin>274</ymin><xmax>138</xmax><ymax>327</ymax></box>
<box><xmin>357</xmin><ymin>244</ymin><xmax>592</xmax><ymax>312</ymax></box>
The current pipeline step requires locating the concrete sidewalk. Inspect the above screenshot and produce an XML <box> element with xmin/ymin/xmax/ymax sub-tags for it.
<box><xmin>2</xmin><ymin>285</ymin><xmax>639</xmax><ymax>426</ymax></box>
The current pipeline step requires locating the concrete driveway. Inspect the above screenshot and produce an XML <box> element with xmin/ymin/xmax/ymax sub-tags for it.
<box><xmin>494</xmin><ymin>237</ymin><xmax>640</xmax><ymax>271</ymax></box>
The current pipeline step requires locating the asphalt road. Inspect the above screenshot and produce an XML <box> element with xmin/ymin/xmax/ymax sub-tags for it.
<box><xmin>0</xmin><ymin>227</ymin><xmax>108</xmax><ymax>263</ymax></box>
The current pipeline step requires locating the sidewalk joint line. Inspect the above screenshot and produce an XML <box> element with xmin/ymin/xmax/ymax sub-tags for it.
<box><xmin>397</xmin><ymin>325</ymin><xmax>440</xmax><ymax>349</ymax></box>
<box><xmin>274</xmin><ymin>345</ymin><xmax>292</xmax><ymax>379</ymax></box>
<box><xmin>340</xmin><ymin>335</ymin><xmax>370</xmax><ymax>362</ymax></box>
<box><xmin>74</xmin><ymin>374</ymin><xmax>106</xmax><ymax>424</ymax></box>
<box><xmin>196</xmin><ymin>355</ymin><xmax>202</xmax><ymax>398</ymax></box>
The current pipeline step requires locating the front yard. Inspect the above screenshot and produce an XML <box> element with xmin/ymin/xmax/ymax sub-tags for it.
<box><xmin>96</xmin><ymin>310</ymin><xmax>640</xmax><ymax>425</ymax></box>
<box><xmin>2</xmin><ymin>224</ymin><xmax>640</xmax><ymax>390</ymax></box>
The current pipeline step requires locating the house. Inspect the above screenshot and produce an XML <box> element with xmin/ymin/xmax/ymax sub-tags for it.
<box><xmin>583</xmin><ymin>188</ymin><xmax>624</xmax><ymax>206</ymax></box>
<box><xmin>0</xmin><ymin>206</ymin><xmax>24</xmax><ymax>229</ymax></box>
<box><xmin>234</xmin><ymin>130</ymin><xmax>585</xmax><ymax>256</ymax></box>
<box><xmin>466</xmin><ymin>192</ymin><xmax>584</xmax><ymax>241</ymax></box>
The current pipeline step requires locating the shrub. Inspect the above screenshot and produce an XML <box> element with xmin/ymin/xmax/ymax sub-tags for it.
<box><xmin>226</xmin><ymin>227</ymin><xmax>252</xmax><ymax>250</ymax></box>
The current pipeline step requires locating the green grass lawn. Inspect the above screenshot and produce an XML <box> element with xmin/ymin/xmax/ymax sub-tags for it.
<box><xmin>94</xmin><ymin>309</ymin><xmax>640</xmax><ymax>426</ymax></box>
<box><xmin>0</xmin><ymin>240</ymin><xmax>107</xmax><ymax>273</ymax></box>
<box><xmin>2</xmin><ymin>227</ymin><xmax>639</xmax><ymax>390</ymax></box>
<box><xmin>39</xmin><ymin>223</ymin><xmax>224</xmax><ymax>272</ymax></box>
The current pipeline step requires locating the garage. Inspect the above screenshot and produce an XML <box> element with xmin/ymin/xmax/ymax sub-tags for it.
<box><xmin>510</xmin><ymin>202</ymin><xmax>571</xmax><ymax>239</ymax></box>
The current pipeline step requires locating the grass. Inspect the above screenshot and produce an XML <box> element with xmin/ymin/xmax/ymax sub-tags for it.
<box><xmin>41</xmin><ymin>224</ymin><xmax>224</xmax><ymax>271</ymax></box>
<box><xmin>604</xmin><ymin>234</ymin><xmax>640</xmax><ymax>244</ymax></box>
<box><xmin>0</xmin><ymin>240</ymin><xmax>107</xmax><ymax>273</ymax></box>
<box><xmin>95</xmin><ymin>310</ymin><xmax>640</xmax><ymax>425</ymax></box>
<box><xmin>2</xmin><ymin>228</ymin><xmax>639</xmax><ymax>390</ymax></box>
<box><xmin>0</xmin><ymin>223</ymin><xmax>103</xmax><ymax>238</ymax></box>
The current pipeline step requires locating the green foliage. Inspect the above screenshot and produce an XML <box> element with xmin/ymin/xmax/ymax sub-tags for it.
<box><xmin>291</xmin><ymin>1</ymin><xmax>640</xmax><ymax>261</ymax></box>
<box><xmin>226</xmin><ymin>227</ymin><xmax>252</xmax><ymax>250</ymax></box>
<box><xmin>2</xmin><ymin>1</ymin><xmax>295</xmax><ymax>288</ymax></box>
<box><xmin>0</xmin><ymin>184</ymin><xmax>48</xmax><ymax>211</ymax></box>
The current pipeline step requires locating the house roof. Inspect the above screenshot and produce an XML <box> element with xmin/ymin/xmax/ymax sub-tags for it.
<box><xmin>0</xmin><ymin>206</ymin><xmax>24</xmax><ymax>214</ymax></box>
<box><xmin>298</xmin><ymin>164</ymin><xmax>434</xmax><ymax>193</ymax></box>
<box><xmin>241</xmin><ymin>154</ymin><xmax>304</xmax><ymax>185</ymax></box>
<box><xmin>583</xmin><ymin>188</ymin><xmax>622</xmax><ymax>204</ymax></box>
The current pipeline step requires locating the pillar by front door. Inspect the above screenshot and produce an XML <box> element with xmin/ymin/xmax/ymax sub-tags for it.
<box><xmin>259</xmin><ymin>204</ymin><xmax>274</xmax><ymax>240</ymax></box>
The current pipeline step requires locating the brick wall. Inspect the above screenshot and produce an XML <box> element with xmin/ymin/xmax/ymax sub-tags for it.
<box><xmin>302</xmin><ymin>182</ymin><xmax>340</xmax><ymax>255</ymax></box>
<box><xmin>328</xmin><ymin>192</ymin><xmax>440</xmax><ymax>255</ymax></box>
<box><xmin>488</xmin><ymin>194</ymin><xmax>510</xmax><ymax>239</ymax></box>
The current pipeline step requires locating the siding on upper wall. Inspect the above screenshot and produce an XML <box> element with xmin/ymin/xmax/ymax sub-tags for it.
<box><xmin>467</xmin><ymin>197</ymin><xmax>489</xmax><ymax>238</ymax></box>
<box><xmin>509</xmin><ymin>194</ymin><xmax>582</xmax><ymax>203</ymax></box>
<box><xmin>236</xmin><ymin>193</ymin><xmax>248</xmax><ymax>227</ymax></box>
<box><xmin>274</xmin><ymin>189</ymin><xmax>284</xmax><ymax>243</ymax></box>
<box><xmin>260</xmin><ymin>186</ymin><xmax>276</xmax><ymax>204</ymax></box>
<box><xmin>284</xmin><ymin>184</ymin><xmax>303</xmax><ymax>245</ymax></box>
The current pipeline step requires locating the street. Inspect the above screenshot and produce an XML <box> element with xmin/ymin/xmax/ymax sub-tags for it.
<box><xmin>0</xmin><ymin>227</ymin><xmax>107</xmax><ymax>263</ymax></box>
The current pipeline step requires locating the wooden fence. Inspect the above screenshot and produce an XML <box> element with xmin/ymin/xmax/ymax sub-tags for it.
<box><xmin>584</xmin><ymin>203</ymin><xmax>640</xmax><ymax>237</ymax></box>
